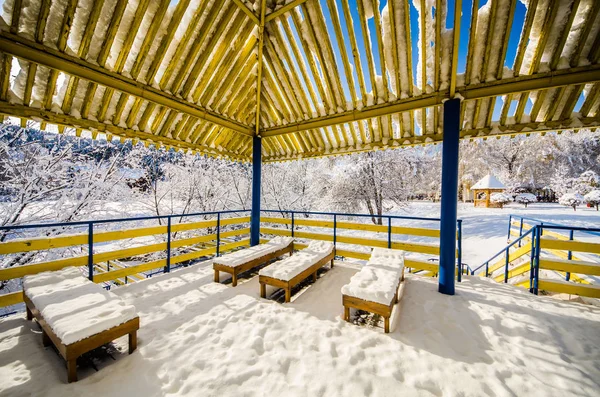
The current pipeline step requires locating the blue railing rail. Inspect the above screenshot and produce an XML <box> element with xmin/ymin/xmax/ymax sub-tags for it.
<box><xmin>0</xmin><ymin>209</ymin><xmax>252</xmax><ymax>283</ymax></box>
<box><xmin>471</xmin><ymin>227</ymin><xmax>535</xmax><ymax>279</ymax></box>
<box><xmin>475</xmin><ymin>222</ymin><xmax>600</xmax><ymax>295</ymax></box>
<box><xmin>261</xmin><ymin>209</ymin><xmax>464</xmax><ymax>282</ymax></box>
<box><xmin>508</xmin><ymin>214</ymin><xmax>600</xmax><ymax>240</ymax></box>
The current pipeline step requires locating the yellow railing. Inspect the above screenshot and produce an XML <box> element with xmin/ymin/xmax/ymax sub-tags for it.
<box><xmin>0</xmin><ymin>213</ymin><xmax>251</xmax><ymax>308</ymax></box>
<box><xmin>260</xmin><ymin>214</ymin><xmax>454</xmax><ymax>276</ymax></box>
<box><xmin>478</xmin><ymin>216</ymin><xmax>600</xmax><ymax>298</ymax></box>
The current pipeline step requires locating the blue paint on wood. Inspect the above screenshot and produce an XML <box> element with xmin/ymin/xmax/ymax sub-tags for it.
<box><xmin>251</xmin><ymin>135</ymin><xmax>261</xmax><ymax>246</ymax></box>
<box><xmin>439</xmin><ymin>98</ymin><xmax>460</xmax><ymax>295</ymax></box>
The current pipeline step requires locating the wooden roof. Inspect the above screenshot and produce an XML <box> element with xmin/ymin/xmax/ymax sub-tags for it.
<box><xmin>0</xmin><ymin>0</ymin><xmax>598</xmax><ymax>163</ymax></box>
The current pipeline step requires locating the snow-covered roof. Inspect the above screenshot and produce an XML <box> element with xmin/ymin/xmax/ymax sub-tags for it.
<box><xmin>0</xmin><ymin>0</ymin><xmax>598</xmax><ymax>163</ymax></box>
<box><xmin>471</xmin><ymin>175</ymin><xmax>506</xmax><ymax>190</ymax></box>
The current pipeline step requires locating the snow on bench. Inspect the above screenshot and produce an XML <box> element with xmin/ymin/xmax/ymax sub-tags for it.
<box><xmin>259</xmin><ymin>241</ymin><xmax>335</xmax><ymax>302</ymax></box>
<box><xmin>213</xmin><ymin>236</ymin><xmax>294</xmax><ymax>287</ymax></box>
<box><xmin>341</xmin><ymin>248</ymin><xmax>405</xmax><ymax>333</ymax></box>
<box><xmin>23</xmin><ymin>268</ymin><xmax>139</xmax><ymax>383</ymax></box>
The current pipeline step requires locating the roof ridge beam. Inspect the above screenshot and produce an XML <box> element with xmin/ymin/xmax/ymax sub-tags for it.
<box><xmin>265</xmin><ymin>0</ymin><xmax>309</xmax><ymax>23</ymax></box>
<box><xmin>0</xmin><ymin>33</ymin><xmax>253</xmax><ymax>136</ymax></box>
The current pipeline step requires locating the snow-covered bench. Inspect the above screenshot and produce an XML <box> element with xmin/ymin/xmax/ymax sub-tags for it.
<box><xmin>259</xmin><ymin>241</ymin><xmax>335</xmax><ymax>302</ymax></box>
<box><xmin>341</xmin><ymin>248</ymin><xmax>405</xmax><ymax>333</ymax></box>
<box><xmin>23</xmin><ymin>267</ymin><xmax>139</xmax><ymax>383</ymax></box>
<box><xmin>213</xmin><ymin>236</ymin><xmax>294</xmax><ymax>287</ymax></box>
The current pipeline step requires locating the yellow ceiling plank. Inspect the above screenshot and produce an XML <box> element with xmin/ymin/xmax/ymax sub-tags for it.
<box><xmin>263</xmin><ymin>45</ymin><xmax>305</xmax><ymax>120</ymax></box>
<box><xmin>61</xmin><ymin>0</ymin><xmax>105</xmax><ymax>115</ymax></box>
<box><xmin>254</xmin><ymin>0</ymin><xmax>267</xmax><ymax>134</ymax></box>
<box><xmin>449</xmin><ymin>0</ymin><xmax>462</xmax><ymax>97</ymax></box>
<box><xmin>208</xmin><ymin>42</ymin><xmax>257</xmax><ymax>112</ymax></box>
<box><xmin>580</xmin><ymin>83</ymin><xmax>600</xmax><ymax>117</ymax></box>
<box><xmin>309</xmin><ymin>2</ymin><xmax>348</xmax><ymax>112</ymax></box>
<box><xmin>569</xmin><ymin>1</ymin><xmax>599</xmax><ymax>67</ymax></box>
<box><xmin>289</xmin><ymin>11</ymin><xmax>331</xmax><ymax>114</ymax></box>
<box><xmin>298</xmin><ymin>5</ymin><xmax>339</xmax><ymax>111</ymax></box>
<box><xmin>356</xmin><ymin>0</ymin><xmax>380</xmax><ymax>106</ymax></box>
<box><xmin>279</xmin><ymin>18</ymin><xmax>320</xmax><ymax>113</ymax></box>
<box><xmin>267</xmin><ymin>26</ymin><xmax>313</xmax><ymax>116</ymax></box>
<box><xmin>372</xmin><ymin>0</ymin><xmax>389</xmax><ymax>102</ymax></box>
<box><xmin>464</xmin><ymin>0</ymin><xmax>479</xmax><ymax>86</ymax></box>
<box><xmin>198</xmin><ymin>26</ymin><xmax>257</xmax><ymax>106</ymax></box>
<box><xmin>216</xmin><ymin>62</ymin><xmax>256</xmax><ymax>114</ymax></box>
<box><xmin>190</xmin><ymin>13</ymin><xmax>254</xmax><ymax>105</ymax></box>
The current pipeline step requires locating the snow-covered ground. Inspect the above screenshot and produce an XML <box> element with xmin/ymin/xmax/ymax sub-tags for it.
<box><xmin>1</xmin><ymin>260</ymin><xmax>599</xmax><ymax>396</ymax></box>
<box><xmin>391</xmin><ymin>201</ymin><xmax>600</xmax><ymax>268</ymax></box>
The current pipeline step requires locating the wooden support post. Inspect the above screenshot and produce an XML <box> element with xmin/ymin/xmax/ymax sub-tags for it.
<box><xmin>67</xmin><ymin>359</ymin><xmax>77</xmax><ymax>383</ymax></box>
<box><xmin>214</xmin><ymin>269</ymin><xmax>219</xmax><ymax>283</ymax></box>
<box><xmin>260</xmin><ymin>282</ymin><xmax>266</xmax><ymax>298</ymax></box>
<box><xmin>128</xmin><ymin>331</ymin><xmax>137</xmax><ymax>354</ymax></box>
<box><xmin>285</xmin><ymin>288</ymin><xmax>291</xmax><ymax>303</ymax></box>
<box><xmin>384</xmin><ymin>317</ymin><xmax>390</xmax><ymax>334</ymax></box>
<box><xmin>250</xmin><ymin>135</ymin><xmax>262</xmax><ymax>246</ymax></box>
<box><xmin>439</xmin><ymin>98</ymin><xmax>461</xmax><ymax>295</ymax></box>
<box><xmin>232</xmin><ymin>273</ymin><xmax>238</xmax><ymax>287</ymax></box>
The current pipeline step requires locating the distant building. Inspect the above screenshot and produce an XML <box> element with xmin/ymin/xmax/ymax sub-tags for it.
<box><xmin>471</xmin><ymin>175</ymin><xmax>506</xmax><ymax>208</ymax></box>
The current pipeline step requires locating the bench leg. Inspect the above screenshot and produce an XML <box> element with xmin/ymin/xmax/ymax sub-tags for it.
<box><xmin>42</xmin><ymin>328</ymin><xmax>51</xmax><ymax>347</ymax></box>
<box><xmin>260</xmin><ymin>282</ymin><xmax>266</xmax><ymax>299</ymax></box>
<box><xmin>26</xmin><ymin>306</ymin><xmax>33</xmax><ymax>321</ymax></box>
<box><xmin>67</xmin><ymin>359</ymin><xmax>77</xmax><ymax>383</ymax></box>
<box><xmin>213</xmin><ymin>269</ymin><xmax>219</xmax><ymax>283</ymax></box>
<box><xmin>129</xmin><ymin>331</ymin><xmax>137</xmax><ymax>354</ymax></box>
<box><xmin>384</xmin><ymin>317</ymin><xmax>390</xmax><ymax>333</ymax></box>
<box><xmin>344</xmin><ymin>306</ymin><xmax>350</xmax><ymax>322</ymax></box>
<box><xmin>231</xmin><ymin>273</ymin><xmax>238</xmax><ymax>287</ymax></box>
<box><xmin>331</xmin><ymin>259</ymin><xmax>334</xmax><ymax>268</ymax></box>
<box><xmin>284</xmin><ymin>288</ymin><xmax>291</xmax><ymax>303</ymax></box>
<box><xmin>312</xmin><ymin>272</ymin><xmax>317</xmax><ymax>282</ymax></box>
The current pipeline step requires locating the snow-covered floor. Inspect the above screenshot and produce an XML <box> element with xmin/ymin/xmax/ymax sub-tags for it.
<box><xmin>1</xmin><ymin>261</ymin><xmax>599</xmax><ymax>397</ymax></box>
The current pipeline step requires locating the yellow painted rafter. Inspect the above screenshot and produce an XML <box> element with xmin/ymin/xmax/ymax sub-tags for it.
<box><xmin>255</xmin><ymin>0</ymin><xmax>267</xmax><ymax>134</ymax></box>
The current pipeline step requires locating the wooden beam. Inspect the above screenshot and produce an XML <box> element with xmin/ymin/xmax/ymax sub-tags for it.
<box><xmin>255</xmin><ymin>0</ymin><xmax>267</xmax><ymax>134</ymax></box>
<box><xmin>260</xmin><ymin>64</ymin><xmax>600</xmax><ymax>136</ymax></box>
<box><xmin>0</xmin><ymin>33</ymin><xmax>253</xmax><ymax>136</ymax></box>
<box><xmin>232</xmin><ymin>0</ymin><xmax>260</xmax><ymax>26</ymax></box>
<box><xmin>0</xmin><ymin>101</ymin><xmax>251</xmax><ymax>161</ymax></box>
<box><xmin>265</xmin><ymin>0</ymin><xmax>309</xmax><ymax>23</ymax></box>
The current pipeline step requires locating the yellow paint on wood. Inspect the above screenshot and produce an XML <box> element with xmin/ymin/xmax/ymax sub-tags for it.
<box><xmin>537</xmin><ymin>279</ymin><xmax>600</xmax><ymax>298</ymax></box>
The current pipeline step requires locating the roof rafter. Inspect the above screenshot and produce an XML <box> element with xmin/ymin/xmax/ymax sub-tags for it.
<box><xmin>0</xmin><ymin>33</ymin><xmax>253</xmax><ymax>136</ymax></box>
<box><xmin>261</xmin><ymin>65</ymin><xmax>600</xmax><ymax>137</ymax></box>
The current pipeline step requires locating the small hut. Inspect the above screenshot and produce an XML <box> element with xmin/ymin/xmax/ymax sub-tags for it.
<box><xmin>471</xmin><ymin>175</ymin><xmax>506</xmax><ymax>208</ymax></box>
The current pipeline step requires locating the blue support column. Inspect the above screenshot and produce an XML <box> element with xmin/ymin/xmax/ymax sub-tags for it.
<box><xmin>439</xmin><ymin>98</ymin><xmax>461</xmax><ymax>295</ymax></box>
<box><xmin>250</xmin><ymin>135</ymin><xmax>262</xmax><ymax>246</ymax></box>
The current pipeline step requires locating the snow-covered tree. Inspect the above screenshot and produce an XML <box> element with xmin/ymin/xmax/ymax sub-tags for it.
<box><xmin>490</xmin><ymin>193</ymin><xmax>512</xmax><ymax>208</ymax></box>
<box><xmin>515</xmin><ymin>193</ymin><xmax>537</xmax><ymax>208</ymax></box>
<box><xmin>559</xmin><ymin>193</ymin><xmax>584</xmax><ymax>211</ymax></box>
<box><xmin>584</xmin><ymin>190</ymin><xmax>600</xmax><ymax>211</ymax></box>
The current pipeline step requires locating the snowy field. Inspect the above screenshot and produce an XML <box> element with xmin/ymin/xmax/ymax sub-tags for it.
<box><xmin>391</xmin><ymin>201</ymin><xmax>600</xmax><ymax>268</ymax></box>
<box><xmin>1</xmin><ymin>260</ymin><xmax>599</xmax><ymax>396</ymax></box>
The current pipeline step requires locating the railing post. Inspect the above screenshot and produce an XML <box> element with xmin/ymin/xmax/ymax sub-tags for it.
<box><xmin>504</xmin><ymin>247</ymin><xmax>510</xmax><ymax>283</ymax></box>
<box><xmin>529</xmin><ymin>229</ymin><xmax>536</xmax><ymax>293</ymax></box>
<box><xmin>533</xmin><ymin>226</ymin><xmax>541</xmax><ymax>295</ymax></box>
<box><xmin>387</xmin><ymin>217</ymin><xmax>392</xmax><ymax>249</ymax></box>
<box><xmin>216</xmin><ymin>212</ymin><xmax>221</xmax><ymax>257</ymax></box>
<box><xmin>291</xmin><ymin>212</ymin><xmax>295</xmax><ymax>237</ymax></box>
<box><xmin>88</xmin><ymin>222</ymin><xmax>94</xmax><ymax>281</ymax></box>
<box><xmin>507</xmin><ymin>215</ymin><xmax>512</xmax><ymax>242</ymax></box>
<box><xmin>566</xmin><ymin>229</ymin><xmax>573</xmax><ymax>281</ymax></box>
<box><xmin>165</xmin><ymin>216</ymin><xmax>171</xmax><ymax>273</ymax></box>
<box><xmin>518</xmin><ymin>218</ymin><xmax>524</xmax><ymax>247</ymax></box>
<box><xmin>485</xmin><ymin>261</ymin><xmax>489</xmax><ymax>277</ymax></box>
<box><xmin>457</xmin><ymin>219</ymin><xmax>462</xmax><ymax>282</ymax></box>
<box><xmin>333</xmin><ymin>214</ymin><xmax>337</xmax><ymax>247</ymax></box>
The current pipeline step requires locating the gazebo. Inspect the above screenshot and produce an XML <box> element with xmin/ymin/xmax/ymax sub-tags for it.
<box><xmin>471</xmin><ymin>175</ymin><xmax>507</xmax><ymax>208</ymax></box>
<box><xmin>0</xmin><ymin>0</ymin><xmax>598</xmax><ymax>297</ymax></box>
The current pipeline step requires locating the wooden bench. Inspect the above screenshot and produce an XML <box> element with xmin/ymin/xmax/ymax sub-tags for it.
<box><xmin>259</xmin><ymin>241</ymin><xmax>335</xmax><ymax>302</ymax></box>
<box><xmin>23</xmin><ymin>268</ymin><xmax>139</xmax><ymax>383</ymax></box>
<box><xmin>341</xmin><ymin>248</ymin><xmax>405</xmax><ymax>333</ymax></box>
<box><xmin>213</xmin><ymin>237</ymin><xmax>294</xmax><ymax>287</ymax></box>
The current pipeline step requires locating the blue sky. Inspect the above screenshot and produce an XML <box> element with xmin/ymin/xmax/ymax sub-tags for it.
<box><xmin>280</xmin><ymin>0</ymin><xmax>586</xmax><ymax>122</ymax></box>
